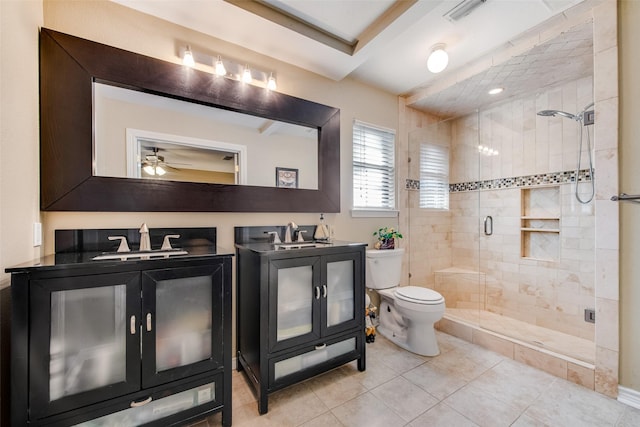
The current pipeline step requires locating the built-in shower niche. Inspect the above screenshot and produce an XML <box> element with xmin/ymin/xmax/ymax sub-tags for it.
<box><xmin>520</xmin><ymin>186</ymin><xmax>560</xmax><ymax>261</ymax></box>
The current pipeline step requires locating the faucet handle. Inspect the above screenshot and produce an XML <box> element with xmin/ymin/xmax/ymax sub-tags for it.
<box><xmin>108</xmin><ymin>236</ymin><xmax>130</xmax><ymax>253</ymax></box>
<box><xmin>266</xmin><ymin>231</ymin><xmax>282</xmax><ymax>244</ymax></box>
<box><xmin>161</xmin><ymin>234</ymin><xmax>181</xmax><ymax>250</ymax></box>
<box><xmin>297</xmin><ymin>230</ymin><xmax>307</xmax><ymax>242</ymax></box>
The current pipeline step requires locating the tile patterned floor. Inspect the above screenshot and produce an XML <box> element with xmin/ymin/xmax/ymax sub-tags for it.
<box><xmin>190</xmin><ymin>332</ymin><xmax>639</xmax><ymax>427</ymax></box>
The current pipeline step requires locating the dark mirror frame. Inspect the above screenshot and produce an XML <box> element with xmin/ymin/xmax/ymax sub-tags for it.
<box><xmin>40</xmin><ymin>28</ymin><xmax>340</xmax><ymax>212</ymax></box>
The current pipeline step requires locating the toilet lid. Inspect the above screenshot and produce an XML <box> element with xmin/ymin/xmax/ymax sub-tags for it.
<box><xmin>394</xmin><ymin>286</ymin><xmax>444</xmax><ymax>305</ymax></box>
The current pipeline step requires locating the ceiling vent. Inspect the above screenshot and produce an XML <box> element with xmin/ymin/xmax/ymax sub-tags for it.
<box><xmin>443</xmin><ymin>0</ymin><xmax>487</xmax><ymax>22</ymax></box>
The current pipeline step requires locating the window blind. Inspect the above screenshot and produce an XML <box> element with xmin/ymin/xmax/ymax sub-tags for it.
<box><xmin>420</xmin><ymin>143</ymin><xmax>449</xmax><ymax>210</ymax></box>
<box><xmin>352</xmin><ymin>121</ymin><xmax>396</xmax><ymax>210</ymax></box>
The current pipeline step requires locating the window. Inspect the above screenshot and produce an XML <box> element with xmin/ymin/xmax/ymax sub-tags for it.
<box><xmin>420</xmin><ymin>143</ymin><xmax>449</xmax><ymax>210</ymax></box>
<box><xmin>352</xmin><ymin>121</ymin><xmax>396</xmax><ymax>212</ymax></box>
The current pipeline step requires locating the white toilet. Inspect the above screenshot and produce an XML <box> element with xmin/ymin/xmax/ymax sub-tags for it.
<box><xmin>366</xmin><ymin>248</ymin><xmax>445</xmax><ymax>356</ymax></box>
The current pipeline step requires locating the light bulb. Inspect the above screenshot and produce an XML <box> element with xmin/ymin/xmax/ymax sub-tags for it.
<box><xmin>242</xmin><ymin>66</ymin><xmax>252</xmax><ymax>83</ymax></box>
<box><xmin>267</xmin><ymin>73</ymin><xmax>277</xmax><ymax>90</ymax></box>
<box><xmin>143</xmin><ymin>165</ymin><xmax>155</xmax><ymax>175</ymax></box>
<box><xmin>427</xmin><ymin>44</ymin><xmax>448</xmax><ymax>73</ymax></box>
<box><xmin>183</xmin><ymin>46</ymin><xmax>195</xmax><ymax>67</ymax></box>
<box><xmin>155</xmin><ymin>166</ymin><xmax>166</xmax><ymax>176</ymax></box>
<box><xmin>214</xmin><ymin>56</ymin><xmax>226</xmax><ymax>76</ymax></box>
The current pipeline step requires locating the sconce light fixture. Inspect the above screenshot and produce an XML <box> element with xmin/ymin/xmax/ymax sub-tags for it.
<box><xmin>182</xmin><ymin>46</ymin><xmax>195</xmax><ymax>67</ymax></box>
<box><xmin>427</xmin><ymin>44</ymin><xmax>448</xmax><ymax>74</ymax></box>
<box><xmin>181</xmin><ymin>45</ymin><xmax>277</xmax><ymax>90</ymax></box>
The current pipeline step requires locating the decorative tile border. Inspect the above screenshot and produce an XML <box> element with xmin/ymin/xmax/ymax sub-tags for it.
<box><xmin>449</xmin><ymin>169</ymin><xmax>593</xmax><ymax>193</ymax></box>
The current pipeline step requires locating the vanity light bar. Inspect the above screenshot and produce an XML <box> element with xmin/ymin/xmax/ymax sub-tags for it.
<box><xmin>181</xmin><ymin>46</ymin><xmax>277</xmax><ymax>91</ymax></box>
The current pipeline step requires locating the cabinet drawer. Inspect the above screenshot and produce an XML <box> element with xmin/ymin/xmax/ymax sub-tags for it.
<box><xmin>269</xmin><ymin>333</ymin><xmax>362</xmax><ymax>388</ymax></box>
<box><xmin>70</xmin><ymin>375</ymin><xmax>223</xmax><ymax>427</ymax></box>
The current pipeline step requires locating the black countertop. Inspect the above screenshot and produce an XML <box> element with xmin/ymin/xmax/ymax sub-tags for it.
<box><xmin>6</xmin><ymin>245</ymin><xmax>233</xmax><ymax>273</ymax></box>
<box><xmin>6</xmin><ymin>226</ymin><xmax>232</xmax><ymax>273</ymax></box>
<box><xmin>235</xmin><ymin>240</ymin><xmax>367</xmax><ymax>255</ymax></box>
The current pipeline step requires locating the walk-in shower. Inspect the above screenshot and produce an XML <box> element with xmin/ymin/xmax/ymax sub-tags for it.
<box><xmin>407</xmin><ymin>83</ymin><xmax>596</xmax><ymax>370</ymax></box>
<box><xmin>537</xmin><ymin>102</ymin><xmax>595</xmax><ymax>204</ymax></box>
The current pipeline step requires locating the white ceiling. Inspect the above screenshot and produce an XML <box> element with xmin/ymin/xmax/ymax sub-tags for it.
<box><xmin>111</xmin><ymin>0</ymin><xmax>594</xmax><ymax>117</ymax></box>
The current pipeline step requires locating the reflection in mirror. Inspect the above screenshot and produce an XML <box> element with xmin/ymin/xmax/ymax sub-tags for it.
<box><xmin>93</xmin><ymin>83</ymin><xmax>319</xmax><ymax>189</ymax></box>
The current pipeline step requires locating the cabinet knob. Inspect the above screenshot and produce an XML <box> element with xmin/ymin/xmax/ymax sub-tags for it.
<box><xmin>322</xmin><ymin>284</ymin><xmax>327</xmax><ymax>298</ymax></box>
<box><xmin>315</xmin><ymin>286</ymin><xmax>320</xmax><ymax>299</ymax></box>
<box><xmin>146</xmin><ymin>313</ymin><xmax>152</xmax><ymax>332</ymax></box>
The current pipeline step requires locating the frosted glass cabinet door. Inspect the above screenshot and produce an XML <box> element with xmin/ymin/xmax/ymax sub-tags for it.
<box><xmin>29</xmin><ymin>272</ymin><xmax>141</xmax><ymax>419</ymax></box>
<box><xmin>326</xmin><ymin>260</ymin><xmax>354</xmax><ymax>327</ymax></box>
<box><xmin>142</xmin><ymin>264</ymin><xmax>224</xmax><ymax>388</ymax></box>
<box><xmin>49</xmin><ymin>285</ymin><xmax>128</xmax><ymax>400</ymax></box>
<box><xmin>269</xmin><ymin>257</ymin><xmax>321</xmax><ymax>352</ymax></box>
<box><xmin>322</xmin><ymin>252</ymin><xmax>362</xmax><ymax>335</ymax></box>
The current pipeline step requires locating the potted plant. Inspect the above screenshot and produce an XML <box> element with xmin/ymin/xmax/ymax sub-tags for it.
<box><xmin>373</xmin><ymin>226</ymin><xmax>403</xmax><ymax>250</ymax></box>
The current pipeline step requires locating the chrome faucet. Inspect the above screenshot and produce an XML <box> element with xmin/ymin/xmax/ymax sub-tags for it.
<box><xmin>284</xmin><ymin>222</ymin><xmax>298</xmax><ymax>243</ymax></box>
<box><xmin>139</xmin><ymin>223</ymin><xmax>151</xmax><ymax>251</ymax></box>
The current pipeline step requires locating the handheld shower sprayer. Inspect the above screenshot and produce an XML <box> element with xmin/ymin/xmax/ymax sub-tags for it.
<box><xmin>536</xmin><ymin>102</ymin><xmax>595</xmax><ymax>204</ymax></box>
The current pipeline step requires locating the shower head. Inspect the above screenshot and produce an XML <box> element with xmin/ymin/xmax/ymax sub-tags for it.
<box><xmin>537</xmin><ymin>110</ymin><xmax>579</xmax><ymax>120</ymax></box>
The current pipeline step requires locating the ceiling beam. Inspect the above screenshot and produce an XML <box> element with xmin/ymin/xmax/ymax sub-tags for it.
<box><xmin>224</xmin><ymin>0</ymin><xmax>417</xmax><ymax>56</ymax></box>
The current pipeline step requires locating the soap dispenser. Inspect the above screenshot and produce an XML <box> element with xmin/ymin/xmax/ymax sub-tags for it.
<box><xmin>314</xmin><ymin>213</ymin><xmax>330</xmax><ymax>241</ymax></box>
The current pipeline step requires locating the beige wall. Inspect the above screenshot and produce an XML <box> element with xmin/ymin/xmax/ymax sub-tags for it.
<box><xmin>618</xmin><ymin>0</ymin><xmax>640</xmax><ymax>392</ymax></box>
<box><xmin>0</xmin><ymin>0</ymin><xmax>43</xmax><ymax>423</ymax></box>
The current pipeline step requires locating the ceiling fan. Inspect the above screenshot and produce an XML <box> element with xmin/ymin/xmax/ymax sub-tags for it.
<box><xmin>141</xmin><ymin>147</ymin><xmax>182</xmax><ymax>176</ymax></box>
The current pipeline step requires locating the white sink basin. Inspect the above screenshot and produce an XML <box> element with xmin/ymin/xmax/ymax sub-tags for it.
<box><xmin>92</xmin><ymin>250</ymin><xmax>188</xmax><ymax>260</ymax></box>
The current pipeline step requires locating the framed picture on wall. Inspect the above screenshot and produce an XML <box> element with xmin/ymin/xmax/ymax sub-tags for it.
<box><xmin>276</xmin><ymin>167</ymin><xmax>298</xmax><ymax>188</ymax></box>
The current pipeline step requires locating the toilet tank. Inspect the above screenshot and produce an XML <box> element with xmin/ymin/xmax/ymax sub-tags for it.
<box><xmin>366</xmin><ymin>248</ymin><xmax>405</xmax><ymax>289</ymax></box>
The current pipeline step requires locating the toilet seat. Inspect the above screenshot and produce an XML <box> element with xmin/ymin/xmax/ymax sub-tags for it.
<box><xmin>394</xmin><ymin>286</ymin><xmax>444</xmax><ymax>305</ymax></box>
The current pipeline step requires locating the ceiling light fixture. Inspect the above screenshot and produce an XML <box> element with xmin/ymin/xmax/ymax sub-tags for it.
<box><xmin>427</xmin><ymin>44</ymin><xmax>449</xmax><ymax>74</ymax></box>
<box><xmin>214</xmin><ymin>55</ymin><xmax>227</xmax><ymax>76</ymax></box>
<box><xmin>182</xmin><ymin>45</ymin><xmax>195</xmax><ymax>67</ymax></box>
<box><xmin>488</xmin><ymin>87</ymin><xmax>504</xmax><ymax>95</ymax></box>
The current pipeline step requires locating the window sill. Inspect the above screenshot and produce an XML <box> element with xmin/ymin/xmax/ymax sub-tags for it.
<box><xmin>350</xmin><ymin>209</ymin><xmax>399</xmax><ymax>218</ymax></box>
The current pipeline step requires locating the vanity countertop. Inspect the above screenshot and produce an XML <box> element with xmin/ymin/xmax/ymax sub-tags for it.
<box><xmin>6</xmin><ymin>226</ymin><xmax>232</xmax><ymax>273</ymax></box>
<box><xmin>235</xmin><ymin>240</ymin><xmax>367</xmax><ymax>254</ymax></box>
<box><xmin>6</xmin><ymin>245</ymin><xmax>233</xmax><ymax>273</ymax></box>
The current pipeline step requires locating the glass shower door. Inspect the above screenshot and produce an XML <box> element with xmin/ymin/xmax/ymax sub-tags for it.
<box><xmin>407</xmin><ymin>113</ymin><xmax>482</xmax><ymax>327</ymax></box>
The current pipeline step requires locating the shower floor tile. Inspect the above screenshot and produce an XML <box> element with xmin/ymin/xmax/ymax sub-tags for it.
<box><xmin>444</xmin><ymin>308</ymin><xmax>595</xmax><ymax>364</ymax></box>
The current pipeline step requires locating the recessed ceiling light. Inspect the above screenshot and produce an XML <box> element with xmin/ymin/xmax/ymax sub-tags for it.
<box><xmin>488</xmin><ymin>87</ymin><xmax>504</xmax><ymax>95</ymax></box>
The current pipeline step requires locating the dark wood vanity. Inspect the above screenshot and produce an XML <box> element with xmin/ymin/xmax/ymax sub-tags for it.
<box><xmin>8</xmin><ymin>228</ymin><xmax>233</xmax><ymax>426</ymax></box>
<box><xmin>234</xmin><ymin>227</ymin><xmax>366</xmax><ymax>414</ymax></box>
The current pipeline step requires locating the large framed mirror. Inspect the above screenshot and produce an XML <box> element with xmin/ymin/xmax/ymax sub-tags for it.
<box><xmin>40</xmin><ymin>28</ymin><xmax>340</xmax><ymax>212</ymax></box>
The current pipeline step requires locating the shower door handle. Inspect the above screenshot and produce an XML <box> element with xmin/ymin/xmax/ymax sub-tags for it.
<box><xmin>484</xmin><ymin>216</ymin><xmax>493</xmax><ymax>236</ymax></box>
